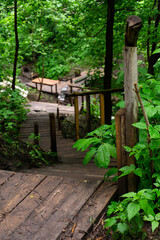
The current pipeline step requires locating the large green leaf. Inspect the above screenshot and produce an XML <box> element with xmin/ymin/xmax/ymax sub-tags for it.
<box><xmin>132</xmin><ymin>122</ymin><xmax>147</xmax><ymax>130</ymax></box>
<box><xmin>134</xmin><ymin>168</ymin><xmax>143</xmax><ymax>177</ymax></box>
<box><xmin>73</xmin><ymin>137</ymin><xmax>100</xmax><ymax>151</ymax></box>
<box><xmin>127</xmin><ymin>202</ymin><xmax>140</xmax><ymax>221</ymax></box>
<box><xmin>121</xmin><ymin>192</ymin><xmax>136</xmax><ymax>198</ymax></box>
<box><xmin>149</xmin><ymin>125</ymin><xmax>160</xmax><ymax>139</ymax></box>
<box><xmin>119</xmin><ymin>164</ymin><xmax>135</xmax><ymax>178</ymax></box>
<box><xmin>153</xmin><ymin>48</ymin><xmax>160</xmax><ymax>54</ymax></box>
<box><xmin>104</xmin><ymin>143</ymin><xmax>117</xmax><ymax>158</ymax></box>
<box><xmin>83</xmin><ymin>148</ymin><xmax>96</xmax><ymax>166</ymax></box>
<box><xmin>117</xmin><ymin>222</ymin><xmax>129</xmax><ymax>234</ymax></box>
<box><xmin>104</xmin><ymin>217</ymin><xmax>117</xmax><ymax>228</ymax></box>
<box><xmin>151</xmin><ymin>221</ymin><xmax>159</xmax><ymax>232</ymax></box>
<box><xmin>145</xmin><ymin>106</ymin><xmax>157</xmax><ymax>118</ymax></box>
<box><xmin>95</xmin><ymin>144</ymin><xmax>110</xmax><ymax>168</ymax></box>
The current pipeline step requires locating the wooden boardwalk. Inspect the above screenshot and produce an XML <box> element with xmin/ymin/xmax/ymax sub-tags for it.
<box><xmin>0</xmin><ymin>170</ymin><xmax>117</xmax><ymax>240</ymax></box>
<box><xmin>0</xmin><ymin>102</ymin><xmax>118</xmax><ymax>239</ymax></box>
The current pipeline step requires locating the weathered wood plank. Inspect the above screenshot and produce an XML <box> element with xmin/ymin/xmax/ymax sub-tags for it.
<box><xmin>58</xmin><ymin>181</ymin><xmax>117</xmax><ymax>239</ymax></box>
<box><xmin>0</xmin><ymin>175</ymin><xmax>64</xmax><ymax>240</ymax></box>
<box><xmin>8</xmin><ymin>177</ymin><xmax>81</xmax><ymax>240</ymax></box>
<box><xmin>32</xmin><ymin>179</ymin><xmax>101</xmax><ymax>240</ymax></box>
<box><xmin>0</xmin><ymin>173</ymin><xmax>46</xmax><ymax>218</ymax></box>
<box><xmin>0</xmin><ymin>170</ymin><xmax>15</xmax><ymax>186</ymax></box>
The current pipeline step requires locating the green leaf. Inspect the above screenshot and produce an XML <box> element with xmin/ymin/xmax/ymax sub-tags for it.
<box><xmin>152</xmin><ymin>48</ymin><xmax>160</xmax><ymax>54</ymax></box>
<box><xmin>104</xmin><ymin>218</ymin><xmax>117</xmax><ymax>228</ymax></box>
<box><xmin>155</xmin><ymin>213</ymin><xmax>160</xmax><ymax>221</ymax></box>
<box><xmin>134</xmin><ymin>168</ymin><xmax>143</xmax><ymax>177</ymax></box>
<box><xmin>142</xmin><ymin>190</ymin><xmax>156</xmax><ymax>200</ymax></box>
<box><xmin>116</xmin><ymin>101</ymin><xmax>125</xmax><ymax>108</ymax></box>
<box><xmin>95</xmin><ymin>144</ymin><xmax>110</xmax><ymax>168</ymax></box>
<box><xmin>119</xmin><ymin>164</ymin><xmax>135</xmax><ymax>178</ymax></box>
<box><xmin>144</xmin><ymin>214</ymin><xmax>154</xmax><ymax>222</ymax></box>
<box><xmin>83</xmin><ymin>148</ymin><xmax>96</xmax><ymax>166</ymax></box>
<box><xmin>132</xmin><ymin>122</ymin><xmax>147</xmax><ymax>130</ymax></box>
<box><xmin>151</xmin><ymin>221</ymin><xmax>159</xmax><ymax>232</ymax></box>
<box><xmin>127</xmin><ymin>202</ymin><xmax>140</xmax><ymax>221</ymax></box>
<box><xmin>104</xmin><ymin>143</ymin><xmax>117</xmax><ymax>158</ymax></box>
<box><xmin>121</xmin><ymin>192</ymin><xmax>136</xmax><ymax>198</ymax></box>
<box><xmin>73</xmin><ymin>138</ymin><xmax>100</xmax><ymax>151</ymax></box>
<box><xmin>106</xmin><ymin>167</ymin><xmax>118</xmax><ymax>178</ymax></box>
<box><xmin>139</xmin><ymin>199</ymin><xmax>148</xmax><ymax>214</ymax></box>
<box><xmin>117</xmin><ymin>222</ymin><xmax>129</xmax><ymax>234</ymax></box>
<box><xmin>145</xmin><ymin>106</ymin><xmax>157</xmax><ymax>118</ymax></box>
<box><xmin>149</xmin><ymin>125</ymin><xmax>160</xmax><ymax>139</ymax></box>
<box><xmin>123</xmin><ymin>146</ymin><xmax>132</xmax><ymax>152</ymax></box>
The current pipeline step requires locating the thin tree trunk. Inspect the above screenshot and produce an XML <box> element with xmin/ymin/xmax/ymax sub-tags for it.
<box><xmin>104</xmin><ymin>0</ymin><xmax>115</xmax><ymax>125</ymax></box>
<box><xmin>12</xmin><ymin>0</ymin><xmax>19</xmax><ymax>90</ymax></box>
<box><xmin>148</xmin><ymin>0</ymin><xmax>160</xmax><ymax>74</ymax></box>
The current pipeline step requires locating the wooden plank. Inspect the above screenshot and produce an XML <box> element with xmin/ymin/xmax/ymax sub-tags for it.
<box><xmin>32</xmin><ymin>179</ymin><xmax>102</xmax><ymax>240</ymax></box>
<box><xmin>0</xmin><ymin>173</ymin><xmax>46</xmax><ymax>218</ymax></box>
<box><xmin>58</xmin><ymin>181</ymin><xmax>117</xmax><ymax>239</ymax></box>
<box><xmin>8</xmin><ymin>177</ymin><xmax>81</xmax><ymax>240</ymax></box>
<box><xmin>0</xmin><ymin>175</ymin><xmax>64</xmax><ymax>240</ymax></box>
<box><xmin>0</xmin><ymin>170</ymin><xmax>15</xmax><ymax>186</ymax></box>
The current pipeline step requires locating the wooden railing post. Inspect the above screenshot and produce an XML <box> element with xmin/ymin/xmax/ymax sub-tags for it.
<box><xmin>57</xmin><ymin>107</ymin><xmax>61</xmax><ymax>130</ymax></box>
<box><xmin>86</xmin><ymin>95</ymin><xmax>91</xmax><ymax>133</ymax></box>
<box><xmin>124</xmin><ymin>16</ymin><xmax>142</xmax><ymax>192</ymax></box>
<box><xmin>49</xmin><ymin>113</ymin><xmax>57</xmax><ymax>155</ymax></box>
<box><xmin>115</xmin><ymin>109</ymin><xmax>127</xmax><ymax>196</ymax></box>
<box><xmin>74</xmin><ymin>96</ymin><xmax>80</xmax><ymax>140</ymax></box>
<box><xmin>34</xmin><ymin>121</ymin><xmax>39</xmax><ymax>145</ymax></box>
<box><xmin>100</xmin><ymin>93</ymin><xmax>105</xmax><ymax>125</ymax></box>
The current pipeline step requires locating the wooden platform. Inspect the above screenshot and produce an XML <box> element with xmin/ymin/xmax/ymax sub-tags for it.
<box><xmin>0</xmin><ymin>170</ymin><xmax>117</xmax><ymax>240</ymax></box>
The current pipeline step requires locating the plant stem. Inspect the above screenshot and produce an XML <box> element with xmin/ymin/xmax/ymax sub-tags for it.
<box><xmin>134</xmin><ymin>83</ymin><xmax>154</xmax><ymax>177</ymax></box>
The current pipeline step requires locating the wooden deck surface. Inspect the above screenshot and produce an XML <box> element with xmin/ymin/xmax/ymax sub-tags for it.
<box><xmin>0</xmin><ymin>170</ymin><xmax>117</xmax><ymax>240</ymax></box>
<box><xmin>9</xmin><ymin>104</ymin><xmax>119</xmax><ymax>239</ymax></box>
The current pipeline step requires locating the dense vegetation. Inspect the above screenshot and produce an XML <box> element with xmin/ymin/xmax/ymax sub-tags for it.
<box><xmin>0</xmin><ymin>0</ymin><xmax>160</xmax><ymax>239</ymax></box>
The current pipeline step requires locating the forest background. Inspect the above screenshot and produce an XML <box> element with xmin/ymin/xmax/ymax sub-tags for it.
<box><xmin>0</xmin><ymin>0</ymin><xmax>160</xmax><ymax>89</ymax></box>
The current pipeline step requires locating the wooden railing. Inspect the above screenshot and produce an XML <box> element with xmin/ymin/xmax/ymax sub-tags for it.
<box><xmin>69</xmin><ymin>87</ymin><xmax>124</xmax><ymax>140</ymax></box>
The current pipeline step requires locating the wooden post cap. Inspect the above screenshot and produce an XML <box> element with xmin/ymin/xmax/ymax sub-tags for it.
<box><xmin>125</xmin><ymin>15</ymin><xmax>142</xmax><ymax>47</ymax></box>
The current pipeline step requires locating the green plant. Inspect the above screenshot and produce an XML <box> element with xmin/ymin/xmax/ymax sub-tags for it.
<box><xmin>73</xmin><ymin>124</ymin><xmax>117</xmax><ymax>171</ymax></box>
<box><xmin>0</xmin><ymin>80</ymin><xmax>29</xmax><ymax>141</ymax></box>
<box><xmin>105</xmin><ymin>187</ymin><xmax>160</xmax><ymax>239</ymax></box>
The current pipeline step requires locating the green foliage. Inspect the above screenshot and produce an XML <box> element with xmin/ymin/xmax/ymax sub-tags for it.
<box><xmin>105</xmin><ymin>187</ymin><xmax>160</xmax><ymax>239</ymax></box>
<box><xmin>73</xmin><ymin>124</ymin><xmax>116</xmax><ymax>171</ymax></box>
<box><xmin>0</xmin><ymin>80</ymin><xmax>28</xmax><ymax>141</ymax></box>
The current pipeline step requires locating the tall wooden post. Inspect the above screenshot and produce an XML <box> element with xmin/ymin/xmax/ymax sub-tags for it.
<box><xmin>34</xmin><ymin>121</ymin><xmax>39</xmax><ymax>145</ymax></box>
<box><xmin>100</xmin><ymin>93</ymin><xmax>105</xmax><ymax>126</ymax></box>
<box><xmin>49</xmin><ymin>113</ymin><xmax>57</xmax><ymax>155</ymax></box>
<box><xmin>86</xmin><ymin>95</ymin><xmax>91</xmax><ymax>133</ymax></box>
<box><xmin>115</xmin><ymin>109</ymin><xmax>127</xmax><ymax>196</ymax></box>
<box><xmin>74</xmin><ymin>96</ymin><xmax>80</xmax><ymax>140</ymax></box>
<box><xmin>124</xmin><ymin>16</ymin><xmax>142</xmax><ymax>192</ymax></box>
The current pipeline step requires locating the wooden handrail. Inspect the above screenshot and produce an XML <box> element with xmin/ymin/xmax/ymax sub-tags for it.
<box><xmin>72</xmin><ymin>87</ymin><xmax>124</xmax><ymax>140</ymax></box>
<box><xmin>70</xmin><ymin>87</ymin><xmax>124</xmax><ymax>97</ymax></box>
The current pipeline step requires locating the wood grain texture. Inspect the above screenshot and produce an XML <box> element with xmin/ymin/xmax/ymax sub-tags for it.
<box><xmin>124</xmin><ymin>47</ymin><xmax>138</xmax><ymax>192</ymax></box>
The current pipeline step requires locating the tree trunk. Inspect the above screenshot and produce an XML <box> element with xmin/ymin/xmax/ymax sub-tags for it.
<box><xmin>148</xmin><ymin>0</ymin><xmax>160</xmax><ymax>75</ymax></box>
<box><xmin>104</xmin><ymin>0</ymin><xmax>115</xmax><ymax>125</ymax></box>
<box><xmin>12</xmin><ymin>0</ymin><xmax>19</xmax><ymax>90</ymax></box>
